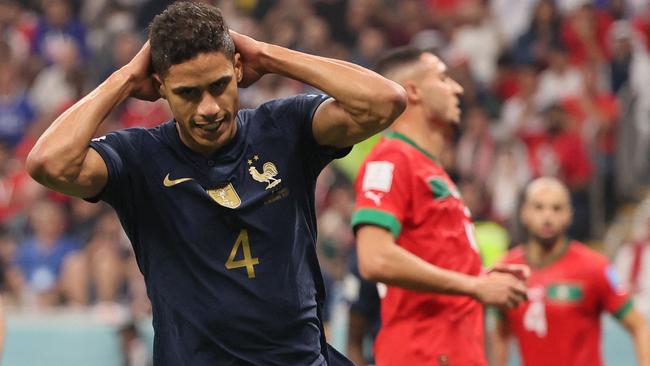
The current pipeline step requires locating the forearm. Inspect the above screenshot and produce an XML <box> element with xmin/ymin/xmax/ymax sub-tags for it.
<box><xmin>488</xmin><ymin>318</ymin><xmax>511</xmax><ymax>366</ymax></box>
<box><xmin>27</xmin><ymin>71</ymin><xmax>132</xmax><ymax>184</ymax></box>
<box><xmin>261</xmin><ymin>44</ymin><xmax>404</xmax><ymax>129</ymax></box>
<box><xmin>632</xmin><ymin>324</ymin><xmax>650</xmax><ymax>366</ymax></box>
<box><xmin>360</xmin><ymin>240</ymin><xmax>478</xmax><ymax>296</ymax></box>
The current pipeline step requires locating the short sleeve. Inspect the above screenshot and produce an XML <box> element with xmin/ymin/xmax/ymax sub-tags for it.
<box><xmin>351</xmin><ymin>148</ymin><xmax>410</xmax><ymax>238</ymax></box>
<box><xmin>596</xmin><ymin>262</ymin><xmax>633</xmax><ymax>319</ymax></box>
<box><xmin>87</xmin><ymin>129</ymin><xmax>141</xmax><ymax>211</ymax></box>
<box><xmin>262</xmin><ymin>94</ymin><xmax>352</xmax><ymax>175</ymax></box>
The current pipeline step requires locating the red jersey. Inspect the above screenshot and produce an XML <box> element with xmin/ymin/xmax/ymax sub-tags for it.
<box><xmin>352</xmin><ymin>132</ymin><xmax>485</xmax><ymax>366</ymax></box>
<box><xmin>501</xmin><ymin>241</ymin><xmax>632</xmax><ymax>366</ymax></box>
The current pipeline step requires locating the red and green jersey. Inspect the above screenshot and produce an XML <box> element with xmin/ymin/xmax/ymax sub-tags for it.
<box><xmin>501</xmin><ymin>241</ymin><xmax>633</xmax><ymax>366</ymax></box>
<box><xmin>352</xmin><ymin>132</ymin><xmax>485</xmax><ymax>366</ymax></box>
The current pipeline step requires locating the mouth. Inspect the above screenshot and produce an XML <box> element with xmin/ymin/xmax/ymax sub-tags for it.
<box><xmin>193</xmin><ymin>117</ymin><xmax>226</xmax><ymax>132</ymax></box>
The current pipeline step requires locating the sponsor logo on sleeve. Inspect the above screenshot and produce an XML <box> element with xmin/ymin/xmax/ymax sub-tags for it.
<box><xmin>362</xmin><ymin>161</ymin><xmax>394</xmax><ymax>193</ymax></box>
<box><xmin>606</xmin><ymin>266</ymin><xmax>626</xmax><ymax>295</ymax></box>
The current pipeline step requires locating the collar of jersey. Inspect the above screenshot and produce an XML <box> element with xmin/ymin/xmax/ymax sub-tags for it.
<box><xmin>164</xmin><ymin>115</ymin><xmax>245</xmax><ymax>165</ymax></box>
<box><xmin>524</xmin><ymin>237</ymin><xmax>571</xmax><ymax>269</ymax></box>
<box><xmin>385</xmin><ymin>131</ymin><xmax>439</xmax><ymax>163</ymax></box>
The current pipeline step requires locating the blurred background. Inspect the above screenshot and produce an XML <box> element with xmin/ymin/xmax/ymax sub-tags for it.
<box><xmin>0</xmin><ymin>0</ymin><xmax>650</xmax><ymax>364</ymax></box>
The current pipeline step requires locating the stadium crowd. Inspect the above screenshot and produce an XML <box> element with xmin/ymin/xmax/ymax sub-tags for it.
<box><xmin>1</xmin><ymin>0</ymin><xmax>650</xmax><ymax>362</ymax></box>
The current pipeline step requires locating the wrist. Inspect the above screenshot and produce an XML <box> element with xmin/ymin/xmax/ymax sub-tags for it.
<box><xmin>109</xmin><ymin>68</ymin><xmax>139</xmax><ymax>101</ymax></box>
<box><xmin>467</xmin><ymin>275</ymin><xmax>482</xmax><ymax>300</ymax></box>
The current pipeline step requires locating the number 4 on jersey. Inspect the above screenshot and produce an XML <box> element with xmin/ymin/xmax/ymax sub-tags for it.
<box><xmin>226</xmin><ymin>229</ymin><xmax>260</xmax><ymax>278</ymax></box>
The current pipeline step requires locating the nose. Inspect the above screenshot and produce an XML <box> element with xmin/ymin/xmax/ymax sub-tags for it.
<box><xmin>452</xmin><ymin>79</ymin><xmax>464</xmax><ymax>95</ymax></box>
<box><xmin>197</xmin><ymin>91</ymin><xmax>221</xmax><ymax>121</ymax></box>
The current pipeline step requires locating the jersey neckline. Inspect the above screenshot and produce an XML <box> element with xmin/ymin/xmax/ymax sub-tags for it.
<box><xmin>523</xmin><ymin>237</ymin><xmax>572</xmax><ymax>270</ymax></box>
<box><xmin>164</xmin><ymin>115</ymin><xmax>245</xmax><ymax>165</ymax></box>
<box><xmin>385</xmin><ymin>131</ymin><xmax>439</xmax><ymax>163</ymax></box>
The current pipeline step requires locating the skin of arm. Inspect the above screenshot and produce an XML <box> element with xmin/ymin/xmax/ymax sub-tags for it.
<box><xmin>488</xmin><ymin>313</ymin><xmax>511</xmax><ymax>366</ymax></box>
<box><xmin>346</xmin><ymin>310</ymin><xmax>370</xmax><ymax>366</ymax></box>
<box><xmin>26</xmin><ymin>43</ymin><xmax>158</xmax><ymax>198</ymax></box>
<box><xmin>356</xmin><ymin>225</ymin><xmax>527</xmax><ymax>307</ymax></box>
<box><xmin>230</xmin><ymin>31</ymin><xmax>407</xmax><ymax>148</ymax></box>
<box><xmin>619</xmin><ymin>308</ymin><xmax>650</xmax><ymax>366</ymax></box>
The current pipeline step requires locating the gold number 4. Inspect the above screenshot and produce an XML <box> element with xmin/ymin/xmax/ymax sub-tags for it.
<box><xmin>225</xmin><ymin>229</ymin><xmax>260</xmax><ymax>278</ymax></box>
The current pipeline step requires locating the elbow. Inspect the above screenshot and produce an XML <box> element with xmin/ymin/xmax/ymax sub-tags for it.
<box><xmin>358</xmin><ymin>252</ymin><xmax>392</xmax><ymax>283</ymax></box>
<box><xmin>25</xmin><ymin>148</ymin><xmax>75</xmax><ymax>187</ymax></box>
<box><xmin>25</xmin><ymin>148</ymin><xmax>49</xmax><ymax>184</ymax></box>
<box><xmin>376</xmin><ymin>83</ymin><xmax>407</xmax><ymax>127</ymax></box>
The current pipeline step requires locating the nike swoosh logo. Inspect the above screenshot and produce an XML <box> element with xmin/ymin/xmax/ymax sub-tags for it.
<box><xmin>163</xmin><ymin>174</ymin><xmax>194</xmax><ymax>187</ymax></box>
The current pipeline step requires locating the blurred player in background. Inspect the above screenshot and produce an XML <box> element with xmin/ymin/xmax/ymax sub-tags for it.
<box><xmin>25</xmin><ymin>2</ymin><xmax>406</xmax><ymax>365</ymax></box>
<box><xmin>344</xmin><ymin>250</ymin><xmax>380</xmax><ymax>366</ymax></box>
<box><xmin>490</xmin><ymin>177</ymin><xmax>650</xmax><ymax>366</ymax></box>
<box><xmin>352</xmin><ymin>47</ymin><xmax>528</xmax><ymax>366</ymax></box>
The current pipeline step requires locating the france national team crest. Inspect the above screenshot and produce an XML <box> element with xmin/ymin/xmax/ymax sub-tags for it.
<box><xmin>207</xmin><ymin>183</ymin><xmax>241</xmax><ymax>209</ymax></box>
<box><xmin>247</xmin><ymin>154</ymin><xmax>282</xmax><ymax>190</ymax></box>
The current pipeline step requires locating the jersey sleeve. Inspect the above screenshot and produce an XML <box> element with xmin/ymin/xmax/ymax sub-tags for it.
<box><xmin>261</xmin><ymin>94</ymin><xmax>352</xmax><ymax>175</ymax></box>
<box><xmin>595</xmin><ymin>261</ymin><xmax>633</xmax><ymax>319</ymax></box>
<box><xmin>351</xmin><ymin>148</ymin><xmax>410</xmax><ymax>239</ymax></box>
<box><xmin>87</xmin><ymin>129</ymin><xmax>142</xmax><ymax>212</ymax></box>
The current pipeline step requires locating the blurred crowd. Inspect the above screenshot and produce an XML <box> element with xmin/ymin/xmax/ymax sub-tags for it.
<box><xmin>1</xmin><ymin>0</ymin><xmax>650</xmax><ymax>352</ymax></box>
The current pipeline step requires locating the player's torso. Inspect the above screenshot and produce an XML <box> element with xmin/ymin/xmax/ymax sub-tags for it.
<box><xmin>374</xmin><ymin>135</ymin><xmax>482</xmax><ymax>273</ymax></box>
<box><xmin>123</xmin><ymin>117</ymin><xmax>325</xmax><ymax>362</ymax></box>
<box><xmin>368</xmin><ymin>136</ymin><xmax>485</xmax><ymax>366</ymax></box>
<box><xmin>505</xmin><ymin>244</ymin><xmax>604</xmax><ymax>366</ymax></box>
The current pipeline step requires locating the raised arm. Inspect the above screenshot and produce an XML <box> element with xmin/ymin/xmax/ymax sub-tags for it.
<box><xmin>619</xmin><ymin>308</ymin><xmax>650</xmax><ymax>366</ymax></box>
<box><xmin>26</xmin><ymin>42</ymin><xmax>159</xmax><ymax>198</ymax></box>
<box><xmin>356</xmin><ymin>225</ymin><xmax>527</xmax><ymax>307</ymax></box>
<box><xmin>230</xmin><ymin>31</ymin><xmax>407</xmax><ymax>148</ymax></box>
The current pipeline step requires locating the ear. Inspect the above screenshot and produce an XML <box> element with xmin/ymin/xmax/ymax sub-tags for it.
<box><xmin>233</xmin><ymin>53</ymin><xmax>243</xmax><ymax>83</ymax></box>
<box><xmin>404</xmin><ymin>82</ymin><xmax>421</xmax><ymax>104</ymax></box>
<box><xmin>153</xmin><ymin>73</ymin><xmax>166</xmax><ymax>99</ymax></box>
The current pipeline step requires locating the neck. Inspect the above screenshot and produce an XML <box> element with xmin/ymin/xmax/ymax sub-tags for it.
<box><xmin>391</xmin><ymin>111</ymin><xmax>446</xmax><ymax>159</ymax></box>
<box><xmin>526</xmin><ymin>236</ymin><xmax>568</xmax><ymax>267</ymax></box>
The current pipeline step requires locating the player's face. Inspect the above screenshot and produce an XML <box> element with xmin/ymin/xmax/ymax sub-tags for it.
<box><xmin>521</xmin><ymin>184</ymin><xmax>573</xmax><ymax>246</ymax></box>
<box><xmin>157</xmin><ymin>51</ymin><xmax>242</xmax><ymax>156</ymax></box>
<box><xmin>417</xmin><ymin>53</ymin><xmax>463</xmax><ymax>124</ymax></box>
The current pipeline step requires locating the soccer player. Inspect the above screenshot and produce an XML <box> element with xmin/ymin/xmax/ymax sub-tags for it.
<box><xmin>489</xmin><ymin>177</ymin><xmax>650</xmax><ymax>366</ymax></box>
<box><xmin>352</xmin><ymin>47</ymin><xmax>528</xmax><ymax>366</ymax></box>
<box><xmin>25</xmin><ymin>2</ymin><xmax>406</xmax><ymax>365</ymax></box>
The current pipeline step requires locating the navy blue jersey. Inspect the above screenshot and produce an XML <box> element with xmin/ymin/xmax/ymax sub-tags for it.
<box><xmin>89</xmin><ymin>94</ymin><xmax>352</xmax><ymax>365</ymax></box>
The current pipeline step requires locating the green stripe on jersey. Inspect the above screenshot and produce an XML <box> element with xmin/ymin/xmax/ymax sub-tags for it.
<box><xmin>428</xmin><ymin>178</ymin><xmax>451</xmax><ymax>199</ymax></box>
<box><xmin>614</xmin><ymin>299</ymin><xmax>634</xmax><ymax>320</ymax></box>
<box><xmin>351</xmin><ymin>208</ymin><xmax>402</xmax><ymax>239</ymax></box>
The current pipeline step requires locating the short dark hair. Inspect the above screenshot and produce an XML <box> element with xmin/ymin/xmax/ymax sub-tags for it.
<box><xmin>374</xmin><ymin>46</ymin><xmax>425</xmax><ymax>77</ymax></box>
<box><xmin>148</xmin><ymin>2</ymin><xmax>235</xmax><ymax>76</ymax></box>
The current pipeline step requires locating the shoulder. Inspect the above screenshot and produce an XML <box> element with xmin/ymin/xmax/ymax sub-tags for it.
<box><xmin>364</xmin><ymin>138</ymin><xmax>413</xmax><ymax>166</ymax></box>
<box><xmin>566</xmin><ymin>241</ymin><xmax>610</xmax><ymax>269</ymax></box>
<box><xmin>93</xmin><ymin>121</ymin><xmax>172</xmax><ymax>149</ymax></box>
<box><xmin>246</xmin><ymin>94</ymin><xmax>329</xmax><ymax>120</ymax></box>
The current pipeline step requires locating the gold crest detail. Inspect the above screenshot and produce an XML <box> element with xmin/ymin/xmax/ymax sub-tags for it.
<box><xmin>248</xmin><ymin>161</ymin><xmax>282</xmax><ymax>190</ymax></box>
<box><xmin>207</xmin><ymin>183</ymin><xmax>241</xmax><ymax>208</ymax></box>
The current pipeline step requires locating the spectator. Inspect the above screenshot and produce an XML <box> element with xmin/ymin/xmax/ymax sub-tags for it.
<box><xmin>29</xmin><ymin>37</ymin><xmax>85</xmax><ymax>115</ymax></box>
<box><xmin>513</xmin><ymin>0</ymin><xmax>563</xmax><ymax>66</ymax></box>
<box><xmin>456</xmin><ymin>105</ymin><xmax>496</xmax><ymax>185</ymax></box>
<box><xmin>560</xmin><ymin>3</ymin><xmax>613</xmax><ymax>66</ymax></box>
<box><xmin>450</xmin><ymin>0</ymin><xmax>503</xmax><ymax>85</ymax></box>
<box><xmin>0</xmin><ymin>45</ymin><xmax>36</xmax><ymax>149</ymax></box>
<box><xmin>30</xmin><ymin>0</ymin><xmax>88</xmax><ymax>66</ymax></box>
<box><xmin>526</xmin><ymin>105</ymin><xmax>593</xmax><ymax>239</ymax></box>
<box><xmin>536</xmin><ymin>44</ymin><xmax>584</xmax><ymax>109</ymax></box>
<box><xmin>13</xmin><ymin>200</ymin><xmax>87</xmax><ymax>307</ymax></box>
